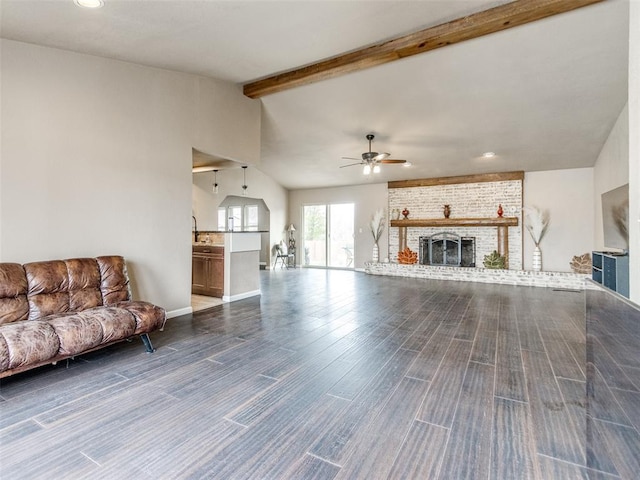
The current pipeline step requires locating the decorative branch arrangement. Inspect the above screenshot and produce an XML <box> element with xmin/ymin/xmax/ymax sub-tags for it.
<box><xmin>523</xmin><ymin>206</ymin><xmax>550</xmax><ymax>246</ymax></box>
<box><xmin>370</xmin><ymin>208</ymin><xmax>386</xmax><ymax>244</ymax></box>
<box><xmin>570</xmin><ymin>253</ymin><xmax>592</xmax><ymax>274</ymax></box>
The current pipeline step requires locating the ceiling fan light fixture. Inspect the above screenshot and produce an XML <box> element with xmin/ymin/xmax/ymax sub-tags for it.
<box><xmin>341</xmin><ymin>134</ymin><xmax>408</xmax><ymax>174</ymax></box>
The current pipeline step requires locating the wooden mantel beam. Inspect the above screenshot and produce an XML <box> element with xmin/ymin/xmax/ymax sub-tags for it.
<box><xmin>243</xmin><ymin>0</ymin><xmax>603</xmax><ymax>98</ymax></box>
<box><xmin>390</xmin><ymin>217</ymin><xmax>518</xmax><ymax>228</ymax></box>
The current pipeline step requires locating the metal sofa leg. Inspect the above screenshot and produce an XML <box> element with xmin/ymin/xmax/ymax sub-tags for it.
<box><xmin>140</xmin><ymin>333</ymin><xmax>156</xmax><ymax>353</ymax></box>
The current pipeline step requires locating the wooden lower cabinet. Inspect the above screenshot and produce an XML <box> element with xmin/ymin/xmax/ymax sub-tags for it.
<box><xmin>192</xmin><ymin>246</ymin><xmax>224</xmax><ymax>297</ymax></box>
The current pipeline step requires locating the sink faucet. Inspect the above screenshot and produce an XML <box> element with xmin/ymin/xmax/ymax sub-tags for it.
<box><xmin>192</xmin><ymin>215</ymin><xmax>199</xmax><ymax>242</ymax></box>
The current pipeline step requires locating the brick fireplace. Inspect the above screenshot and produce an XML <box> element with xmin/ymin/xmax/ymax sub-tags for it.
<box><xmin>388</xmin><ymin>172</ymin><xmax>524</xmax><ymax>270</ymax></box>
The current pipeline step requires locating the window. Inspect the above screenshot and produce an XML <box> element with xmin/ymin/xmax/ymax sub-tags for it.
<box><xmin>217</xmin><ymin>197</ymin><xmax>268</xmax><ymax>232</ymax></box>
<box><xmin>244</xmin><ymin>205</ymin><xmax>259</xmax><ymax>231</ymax></box>
<box><xmin>218</xmin><ymin>208</ymin><xmax>226</xmax><ymax>231</ymax></box>
<box><xmin>228</xmin><ymin>206</ymin><xmax>242</xmax><ymax>231</ymax></box>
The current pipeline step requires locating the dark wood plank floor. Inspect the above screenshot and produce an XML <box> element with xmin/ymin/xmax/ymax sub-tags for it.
<box><xmin>0</xmin><ymin>269</ymin><xmax>630</xmax><ymax>478</ymax></box>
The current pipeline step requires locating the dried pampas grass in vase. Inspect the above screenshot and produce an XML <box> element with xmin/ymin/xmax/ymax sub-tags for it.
<box><xmin>370</xmin><ymin>208</ymin><xmax>386</xmax><ymax>262</ymax></box>
<box><xmin>523</xmin><ymin>206</ymin><xmax>550</xmax><ymax>271</ymax></box>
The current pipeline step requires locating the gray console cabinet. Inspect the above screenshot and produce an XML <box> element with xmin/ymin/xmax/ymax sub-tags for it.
<box><xmin>592</xmin><ymin>251</ymin><xmax>629</xmax><ymax>298</ymax></box>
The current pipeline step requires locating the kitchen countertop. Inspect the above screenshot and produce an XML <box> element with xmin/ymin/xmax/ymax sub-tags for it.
<box><xmin>197</xmin><ymin>230</ymin><xmax>269</xmax><ymax>233</ymax></box>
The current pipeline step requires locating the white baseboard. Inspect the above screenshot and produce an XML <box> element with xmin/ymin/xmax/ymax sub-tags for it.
<box><xmin>222</xmin><ymin>289</ymin><xmax>261</xmax><ymax>303</ymax></box>
<box><xmin>166</xmin><ymin>306</ymin><xmax>193</xmax><ymax>319</ymax></box>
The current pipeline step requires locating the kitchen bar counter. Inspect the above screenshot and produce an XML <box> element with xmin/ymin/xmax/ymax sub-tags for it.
<box><xmin>191</xmin><ymin>232</ymin><xmax>261</xmax><ymax>303</ymax></box>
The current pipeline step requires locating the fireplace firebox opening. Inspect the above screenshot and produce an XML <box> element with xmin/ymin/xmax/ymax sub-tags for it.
<box><xmin>419</xmin><ymin>233</ymin><xmax>475</xmax><ymax>267</ymax></box>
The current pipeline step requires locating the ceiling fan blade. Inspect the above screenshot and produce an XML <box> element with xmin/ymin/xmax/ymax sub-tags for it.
<box><xmin>340</xmin><ymin>162</ymin><xmax>363</xmax><ymax>168</ymax></box>
<box><xmin>341</xmin><ymin>156</ymin><xmax>361</xmax><ymax>161</ymax></box>
<box><xmin>379</xmin><ymin>159</ymin><xmax>407</xmax><ymax>164</ymax></box>
<box><xmin>373</xmin><ymin>152</ymin><xmax>390</xmax><ymax>161</ymax></box>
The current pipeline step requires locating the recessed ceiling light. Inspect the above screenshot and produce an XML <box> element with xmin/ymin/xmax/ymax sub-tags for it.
<box><xmin>74</xmin><ymin>0</ymin><xmax>104</xmax><ymax>8</ymax></box>
<box><xmin>481</xmin><ymin>152</ymin><xmax>496</xmax><ymax>158</ymax></box>
<box><xmin>403</xmin><ymin>162</ymin><xmax>412</xmax><ymax>167</ymax></box>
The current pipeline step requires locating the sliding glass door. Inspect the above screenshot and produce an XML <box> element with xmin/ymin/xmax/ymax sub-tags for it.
<box><xmin>303</xmin><ymin>205</ymin><xmax>326</xmax><ymax>267</ymax></box>
<box><xmin>303</xmin><ymin>203</ymin><xmax>354</xmax><ymax>268</ymax></box>
<box><xmin>328</xmin><ymin>204</ymin><xmax>354</xmax><ymax>268</ymax></box>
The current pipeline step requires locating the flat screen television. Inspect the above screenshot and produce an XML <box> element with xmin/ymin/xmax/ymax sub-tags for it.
<box><xmin>601</xmin><ymin>183</ymin><xmax>629</xmax><ymax>252</ymax></box>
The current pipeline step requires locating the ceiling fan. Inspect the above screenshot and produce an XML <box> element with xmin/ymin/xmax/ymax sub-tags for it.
<box><xmin>341</xmin><ymin>134</ymin><xmax>407</xmax><ymax>174</ymax></box>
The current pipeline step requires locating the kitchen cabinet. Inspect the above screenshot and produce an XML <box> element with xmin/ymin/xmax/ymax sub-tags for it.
<box><xmin>192</xmin><ymin>245</ymin><xmax>224</xmax><ymax>297</ymax></box>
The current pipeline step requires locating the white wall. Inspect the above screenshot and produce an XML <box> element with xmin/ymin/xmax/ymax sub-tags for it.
<box><xmin>288</xmin><ymin>183</ymin><xmax>388</xmax><ymax>269</ymax></box>
<box><xmin>524</xmin><ymin>168</ymin><xmax>594</xmax><ymax>272</ymax></box>
<box><xmin>629</xmin><ymin>1</ymin><xmax>639</xmax><ymax>303</ymax></box>
<box><xmin>0</xmin><ymin>40</ymin><xmax>261</xmax><ymax>316</ymax></box>
<box><xmin>289</xmin><ymin>170</ymin><xmax>596</xmax><ymax>273</ymax></box>
<box><xmin>194</xmin><ymin>78</ymin><xmax>261</xmax><ymax>165</ymax></box>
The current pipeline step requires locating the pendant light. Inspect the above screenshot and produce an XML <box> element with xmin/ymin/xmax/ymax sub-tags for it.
<box><xmin>212</xmin><ymin>169</ymin><xmax>219</xmax><ymax>194</ymax></box>
<box><xmin>241</xmin><ymin>166</ymin><xmax>248</xmax><ymax>195</ymax></box>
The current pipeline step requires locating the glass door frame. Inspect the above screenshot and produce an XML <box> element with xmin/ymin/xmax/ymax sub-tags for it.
<box><xmin>301</xmin><ymin>202</ymin><xmax>354</xmax><ymax>270</ymax></box>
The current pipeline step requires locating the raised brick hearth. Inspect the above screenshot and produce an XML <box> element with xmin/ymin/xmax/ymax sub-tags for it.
<box><xmin>365</xmin><ymin>262</ymin><xmax>593</xmax><ymax>290</ymax></box>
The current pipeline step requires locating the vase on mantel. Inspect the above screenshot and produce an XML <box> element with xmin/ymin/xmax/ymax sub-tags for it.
<box><xmin>372</xmin><ymin>243</ymin><xmax>379</xmax><ymax>263</ymax></box>
<box><xmin>532</xmin><ymin>244</ymin><xmax>542</xmax><ymax>271</ymax></box>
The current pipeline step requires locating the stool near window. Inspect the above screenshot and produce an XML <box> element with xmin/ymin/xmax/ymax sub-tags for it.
<box><xmin>273</xmin><ymin>241</ymin><xmax>295</xmax><ymax>269</ymax></box>
<box><xmin>287</xmin><ymin>224</ymin><xmax>296</xmax><ymax>268</ymax></box>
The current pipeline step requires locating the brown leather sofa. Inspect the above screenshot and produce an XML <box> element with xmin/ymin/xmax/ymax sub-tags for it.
<box><xmin>0</xmin><ymin>255</ymin><xmax>166</xmax><ymax>378</ymax></box>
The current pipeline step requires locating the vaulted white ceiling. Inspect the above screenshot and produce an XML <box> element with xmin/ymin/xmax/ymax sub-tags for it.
<box><xmin>1</xmin><ymin>0</ymin><xmax>629</xmax><ymax>189</ymax></box>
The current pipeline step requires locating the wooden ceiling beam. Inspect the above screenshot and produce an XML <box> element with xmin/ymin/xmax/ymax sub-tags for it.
<box><xmin>243</xmin><ymin>0</ymin><xmax>603</xmax><ymax>99</ymax></box>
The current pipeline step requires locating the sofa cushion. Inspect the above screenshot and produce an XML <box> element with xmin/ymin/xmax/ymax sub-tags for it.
<box><xmin>65</xmin><ymin>258</ymin><xmax>103</xmax><ymax>312</ymax></box>
<box><xmin>115</xmin><ymin>300</ymin><xmax>166</xmax><ymax>334</ymax></box>
<box><xmin>47</xmin><ymin>314</ymin><xmax>104</xmax><ymax>356</ymax></box>
<box><xmin>0</xmin><ymin>263</ymin><xmax>29</xmax><ymax>325</ymax></box>
<box><xmin>0</xmin><ymin>321</ymin><xmax>60</xmax><ymax>371</ymax></box>
<box><xmin>96</xmin><ymin>256</ymin><xmax>131</xmax><ymax>305</ymax></box>
<box><xmin>24</xmin><ymin>261</ymin><xmax>70</xmax><ymax>321</ymax></box>
<box><xmin>80</xmin><ymin>307</ymin><xmax>136</xmax><ymax>343</ymax></box>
